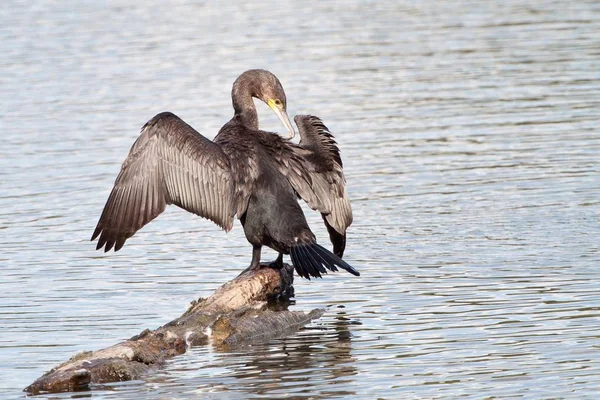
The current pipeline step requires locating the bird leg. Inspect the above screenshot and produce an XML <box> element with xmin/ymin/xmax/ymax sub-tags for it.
<box><xmin>266</xmin><ymin>253</ymin><xmax>284</xmax><ymax>269</ymax></box>
<box><xmin>241</xmin><ymin>248</ymin><xmax>285</xmax><ymax>275</ymax></box>
<box><xmin>249</xmin><ymin>245</ymin><xmax>262</xmax><ymax>270</ymax></box>
<box><xmin>239</xmin><ymin>245</ymin><xmax>263</xmax><ymax>275</ymax></box>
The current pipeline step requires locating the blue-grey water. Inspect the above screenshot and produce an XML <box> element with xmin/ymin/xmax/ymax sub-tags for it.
<box><xmin>2</xmin><ymin>0</ymin><xmax>600</xmax><ymax>398</ymax></box>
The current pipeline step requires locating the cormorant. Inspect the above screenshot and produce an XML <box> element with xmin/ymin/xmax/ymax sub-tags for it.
<box><xmin>91</xmin><ymin>69</ymin><xmax>358</xmax><ymax>279</ymax></box>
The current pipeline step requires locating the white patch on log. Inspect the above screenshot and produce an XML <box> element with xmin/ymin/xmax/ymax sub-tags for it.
<box><xmin>185</xmin><ymin>331</ymin><xmax>194</xmax><ymax>348</ymax></box>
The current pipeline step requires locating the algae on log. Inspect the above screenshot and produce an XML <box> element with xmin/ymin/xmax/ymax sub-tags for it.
<box><xmin>25</xmin><ymin>264</ymin><xmax>324</xmax><ymax>395</ymax></box>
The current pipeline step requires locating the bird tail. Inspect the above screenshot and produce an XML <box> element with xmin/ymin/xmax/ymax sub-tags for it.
<box><xmin>289</xmin><ymin>243</ymin><xmax>360</xmax><ymax>280</ymax></box>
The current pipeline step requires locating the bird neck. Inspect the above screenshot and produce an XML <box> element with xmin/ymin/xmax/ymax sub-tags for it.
<box><xmin>232</xmin><ymin>91</ymin><xmax>259</xmax><ymax>130</ymax></box>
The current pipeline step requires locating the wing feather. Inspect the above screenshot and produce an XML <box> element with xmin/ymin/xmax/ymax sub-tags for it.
<box><xmin>288</xmin><ymin>115</ymin><xmax>353</xmax><ymax>256</ymax></box>
<box><xmin>92</xmin><ymin>112</ymin><xmax>235</xmax><ymax>252</ymax></box>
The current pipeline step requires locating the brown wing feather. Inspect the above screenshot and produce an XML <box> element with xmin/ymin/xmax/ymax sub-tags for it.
<box><xmin>92</xmin><ymin>112</ymin><xmax>235</xmax><ymax>252</ymax></box>
<box><xmin>270</xmin><ymin>115</ymin><xmax>352</xmax><ymax>256</ymax></box>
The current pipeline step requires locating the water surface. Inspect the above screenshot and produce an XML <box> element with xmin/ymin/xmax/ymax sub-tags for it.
<box><xmin>1</xmin><ymin>0</ymin><xmax>599</xmax><ymax>398</ymax></box>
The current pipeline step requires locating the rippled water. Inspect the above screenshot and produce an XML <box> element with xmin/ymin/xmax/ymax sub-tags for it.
<box><xmin>2</xmin><ymin>0</ymin><xmax>600</xmax><ymax>398</ymax></box>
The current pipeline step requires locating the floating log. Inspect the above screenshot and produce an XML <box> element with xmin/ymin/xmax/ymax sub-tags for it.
<box><xmin>25</xmin><ymin>264</ymin><xmax>324</xmax><ymax>395</ymax></box>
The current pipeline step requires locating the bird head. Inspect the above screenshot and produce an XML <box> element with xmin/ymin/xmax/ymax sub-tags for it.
<box><xmin>234</xmin><ymin>69</ymin><xmax>295</xmax><ymax>138</ymax></box>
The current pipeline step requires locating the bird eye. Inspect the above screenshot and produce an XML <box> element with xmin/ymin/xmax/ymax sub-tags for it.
<box><xmin>274</xmin><ymin>99</ymin><xmax>282</xmax><ymax>106</ymax></box>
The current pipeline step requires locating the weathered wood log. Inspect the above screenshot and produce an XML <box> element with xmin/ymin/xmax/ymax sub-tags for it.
<box><xmin>24</xmin><ymin>264</ymin><xmax>324</xmax><ymax>395</ymax></box>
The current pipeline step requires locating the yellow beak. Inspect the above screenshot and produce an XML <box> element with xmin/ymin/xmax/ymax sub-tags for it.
<box><xmin>268</xmin><ymin>99</ymin><xmax>295</xmax><ymax>139</ymax></box>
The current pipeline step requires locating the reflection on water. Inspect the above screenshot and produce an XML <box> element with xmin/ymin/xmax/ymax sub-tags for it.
<box><xmin>2</xmin><ymin>0</ymin><xmax>600</xmax><ymax>398</ymax></box>
<box><xmin>173</xmin><ymin>310</ymin><xmax>358</xmax><ymax>398</ymax></box>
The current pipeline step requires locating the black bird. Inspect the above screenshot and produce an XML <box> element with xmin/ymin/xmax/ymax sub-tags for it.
<box><xmin>91</xmin><ymin>69</ymin><xmax>358</xmax><ymax>279</ymax></box>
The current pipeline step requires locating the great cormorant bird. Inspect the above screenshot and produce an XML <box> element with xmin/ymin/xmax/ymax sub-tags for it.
<box><xmin>91</xmin><ymin>69</ymin><xmax>358</xmax><ymax>279</ymax></box>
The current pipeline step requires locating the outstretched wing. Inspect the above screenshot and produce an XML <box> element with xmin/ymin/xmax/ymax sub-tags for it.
<box><xmin>281</xmin><ymin>115</ymin><xmax>353</xmax><ymax>257</ymax></box>
<box><xmin>91</xmin><ymin>112</ymin><xmax>235</xmax><ymax>252</ymax></box>
<box><xmin>294</xmin><ymin>115</ymin><xmax>353</xmax><ymax>256</ymax></box>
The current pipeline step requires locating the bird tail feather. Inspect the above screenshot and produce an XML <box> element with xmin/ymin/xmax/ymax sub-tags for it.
<box><xmin>289</xmin><ymin>243</ymin><xmax>360</xmax><ymax>280</ymax></box>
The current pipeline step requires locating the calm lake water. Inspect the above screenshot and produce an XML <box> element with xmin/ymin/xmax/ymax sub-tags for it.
<box><xmin>2</xmin><ymin>0</ymin><xmax>600</xmax><ymax>398</ymax></box>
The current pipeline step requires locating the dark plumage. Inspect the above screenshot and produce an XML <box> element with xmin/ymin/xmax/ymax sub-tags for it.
<box><xmin>295</xmin><ymin>115</ymin><xmax>352</xmax><ymax>257</ymax></box>
<box><xmin>91</xmin><ymin>69</ymin><xmax>358</xmax><ymax>279</ymax></box>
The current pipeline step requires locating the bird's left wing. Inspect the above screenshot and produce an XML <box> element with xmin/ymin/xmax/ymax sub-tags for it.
<box><xmin>273</xmin><ymin>115</ymin><xmax>353</xmax><ymax>257</ymax></box>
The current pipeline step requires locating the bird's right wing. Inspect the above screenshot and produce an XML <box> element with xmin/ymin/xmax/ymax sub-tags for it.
<box><xmin>92</xmin><ymin>112</ymin><xmax>235</xmax><ymax>252</ymax></box>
